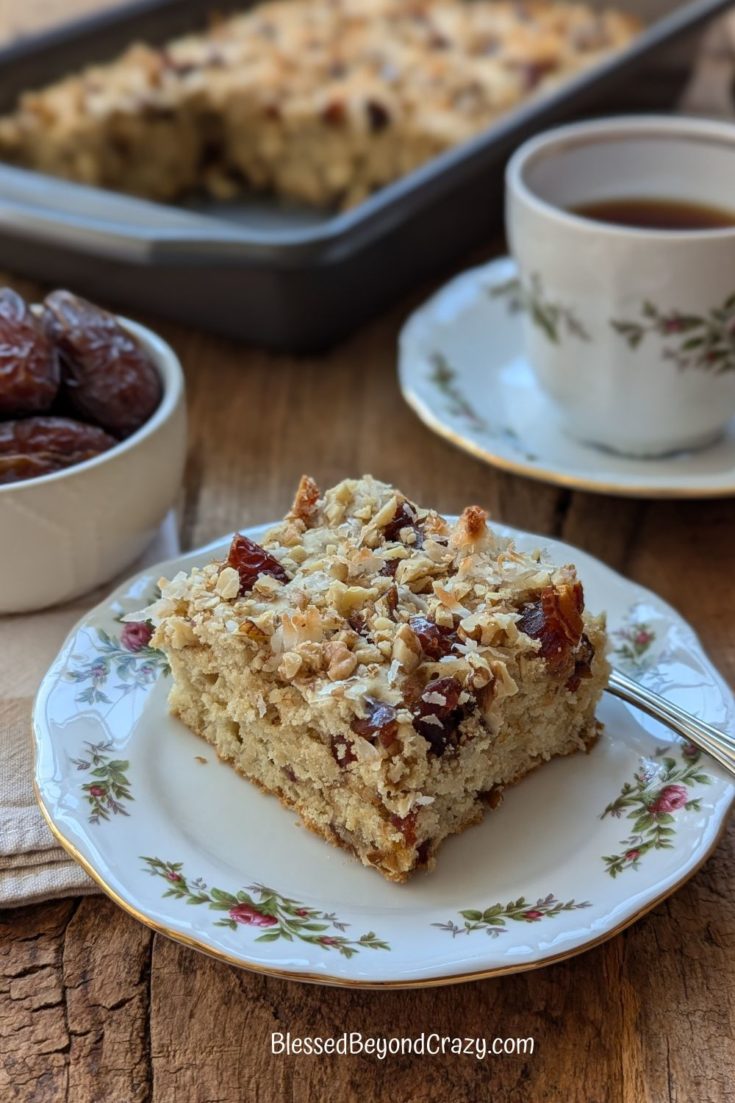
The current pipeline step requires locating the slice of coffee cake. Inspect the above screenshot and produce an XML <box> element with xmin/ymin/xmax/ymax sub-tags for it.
<box><xmin>140</xmin><ymin>476</ymin><xmax>608</xmax><ymax>881</ymax></box>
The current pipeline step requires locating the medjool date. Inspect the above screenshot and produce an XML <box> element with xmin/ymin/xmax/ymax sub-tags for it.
<box><xmin>43</xmin><ymin>290</ymin><xmax>161</xmax><ymax>438</ymax></box>
<box><xmin>0</xmin><ymin>416</ymin><xmax>115</xmax><ymax>484</ymax></box>
<box><xmin>0</xmin><ymin>288</ymin><xmax>59</xmax><ymax>416</ymax></box>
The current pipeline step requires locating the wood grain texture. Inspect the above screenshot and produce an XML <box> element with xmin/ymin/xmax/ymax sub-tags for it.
<box><xmin>0</xmin><ymin>2</ymin><xmax>733</xmax><ymax>1101</ymax></box>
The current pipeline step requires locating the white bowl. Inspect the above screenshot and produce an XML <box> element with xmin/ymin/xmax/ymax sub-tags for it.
<box><xmin>0</xmin><ymin>315</ymin><xmax>186</xmax><ymax>614</ymax></box>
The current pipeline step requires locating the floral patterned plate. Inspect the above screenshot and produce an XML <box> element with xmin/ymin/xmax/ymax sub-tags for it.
<box><xmin>399</xmin><ymin>256</ymin><xmax>735</xmax><ymax>498</ymax></box>
<box><xmin>33</xmin><ymin>524</ymin><xmax>734</xmax><ymax>987</ymax></box>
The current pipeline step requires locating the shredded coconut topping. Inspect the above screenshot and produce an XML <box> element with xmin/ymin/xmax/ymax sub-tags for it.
<box><xmin>139</xmin><ymin>475</ymin><xmax>592</xmax><ymax>716</ymax></box>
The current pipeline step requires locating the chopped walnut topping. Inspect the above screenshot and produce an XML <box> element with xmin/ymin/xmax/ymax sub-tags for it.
<box><xmin>392</xmin><ymin>623</ymin><xmax>421</xmax><ymax>671</ymax></box>
<box><xmin>143</xmin><ymin>476</ymin><xmax>603</xmax><ymax>755</ymax></box>
<box><xmin>140</xmin><ymin>472</ymin><xmax>609</xmax><ymax>885</ymax></box>
<box><xmin>239</xmin><ymin>619</ymin><xmax>269</xmax><ymax>643</ymax></box>
<box><xmin>280</xmin><ymin>607</ymin><xmax>323</xmax><ymax>651</ymax></box>
<box><xmin>324</xmin><ymin>640</ymin><xmax>358</xmax><ymax>681</ymax></box>
<box><xmin>278</xmin><ymin>651</ymin><xmax>303</xmax><ymax>679</ymax></box>
<box><xmin>451</xmin><ymin>505</ymin><xmax>491</xmax><ymax>551</ymax></box>
<box><xmin>289</xmin><ymin>474</ymin><xmax>321</xmax><ymax>525</ymax></box>
<box><xmin>215</xmin><ymin>566</ymin><xmax>240</xmax><ymax>600</ymax></box>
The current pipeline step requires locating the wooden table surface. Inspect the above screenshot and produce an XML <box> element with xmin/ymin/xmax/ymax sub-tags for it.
<box><xmin>1</xmin><ymin>3</ymin><xmax>734</xmax><ymax>1101</ymax></box>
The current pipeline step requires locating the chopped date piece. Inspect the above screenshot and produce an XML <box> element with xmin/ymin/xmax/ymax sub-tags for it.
<box><xmin>43</xmin><ymin>290</ymin><xmax>161</xmax><ymax>439</ymax></box>
<box><xmin>330</xmin><ymin>734</ymin><xmax>357</xmax><ymax>768</ymax></box>
<box><xmin>517</xmin><ymin>583</ymin><xmax>584</xmax><ymax>677</ymax></box>
<box><xmin>0</xmin><ymin>288</ymin><xmax>59</xmax><ymax>417</ymax></box>
<box><xmin>382</xmin><ymin>499</ymin><xmax>423</xmax><ymax>545</ymax></box>
<box><xmin>351</xmin><ymin>698</ymin><xmax>398</xmax><ymax>748</ymax></box>
<box><xmin>565</xmin><ymin>632</ymin><xmax>595</xmax><ymax>692</ymax></box>
<box><xmin>0</xmin><ymin>417</ymin><xmax>116</xmax><ymax>484</ymax></box>
<box><xmin>347</xmin><ymin>612</ymin><xmax>371</xmax><ymax>639</ymax></box>
<box><xmin>416</xmin><ymin>839</ymin><xmax>432</xmax><ymax>865</ymax></box>
<box><xmin>366</xmin><ymin>99</ymin><xmax>391</xmax><ymax>132</ymax></box>
<box><xmin>227</xmin><ymin>534</ymin><xmax>289</xmax><ymax>595</ymax></box>
<box><xmin>478</xmin><ymin>785</ymin><xmax>504</xmax><ymax>809</ymax></box>
<box><xmin>512</xmin><ymin>57</ymin><xmax>559</xmax><ymax>91</ymax></box>
<box><xmin>321</xmin><ymin>99</ymin><xmax>346</xmax><ymax>126</ymax></box>
<box><xmin>390</xmin><ymin>810</ymin><xmax>417</xmax><ymax>846</ymax></box>
<box><xmin>412</xmin><ymin>675</ymin><xmax>466</xmax><ymax>756</ymax></box>
<box><xmin>409</xmin><ymin>615</ymin><xmax>456</xmax><ymax>659</ymax></box>
<box><xmin>428</xmin><ymin>31</ymin><xmax>451</xmax><ymax>49</ymax></box>
<box><xmin>385</xmin><ymin>583</ymin><xmax>399</xmax><ymax>617</ymax></box>
<box><xmin>379</xmin><ymin>558</ymin><xmax>398</xmax><ymax>578</ymax></box>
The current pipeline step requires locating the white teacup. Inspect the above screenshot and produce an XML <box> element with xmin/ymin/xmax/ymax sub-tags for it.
<box><xmin>506</xmin><ymin>116</ymin><xmax>735</xmax><ymax>457</ymax></box>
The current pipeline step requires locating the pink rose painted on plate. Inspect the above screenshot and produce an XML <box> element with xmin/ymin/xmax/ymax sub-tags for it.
<box><xmin>66</xmin><ymin>601</ymin><xmax>169</xmax><ymax>706</ymax></box>
<box><xmin>141</xmin><ymin>858</ymin><xmax>390</xmax><ymax>957</ymax></box>
<box><xmin>611</xmin><ymin>620</ymin><xmax>657</xmax><ymax>672</ymax></box>
<box><xmin>229</xmin><ymin>903</ymin><xmax>278</xmax><ymax>928</ymax></box>
<box><xmin>602</xmin><ymin>748</ymin><xmax>711</xmax><ymax>877</ymax></box>
<box><xmin>120</xmin><ymin>620</ymin><xmax>154</xmax><ymax>652</ymax></box>
<box><xmin>649</xmin><ymin>784</ymin><xmax>689</xmax><ymax>815</ymax></box>
<box><xmin>70</xmin><ymin>740</ymin><xmax>132</xmax><ymax>824</ymax></box>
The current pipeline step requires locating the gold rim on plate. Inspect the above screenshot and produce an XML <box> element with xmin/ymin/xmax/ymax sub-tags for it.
<box><xmin>401</xmin><ymin>382</ymin><xmax>735</xmax><ymax>501</ymax></box>
<box><xmin>30</xmin><ymin>526</ymin><xmax>735</xmax><ymax>989</ymax></box>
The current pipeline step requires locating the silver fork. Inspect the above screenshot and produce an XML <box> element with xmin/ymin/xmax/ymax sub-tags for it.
<box><xmin>607</xmin><ymin>668</ymin><xmax>735</xmax><ymax>781</ymax></box>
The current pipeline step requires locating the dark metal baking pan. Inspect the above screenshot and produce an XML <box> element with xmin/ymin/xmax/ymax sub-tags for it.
<box><xmin>0</xmin><ymin>0</ymin><xmax>730</xmax><ymax>351</ymax></box>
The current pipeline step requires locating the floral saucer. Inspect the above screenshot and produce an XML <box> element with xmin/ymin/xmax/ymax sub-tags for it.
<box><xmin>33</xmin><ymin>525</ymin><xmax>734</xmax><ymax>987</ymax></box>
<box><xmin>399</xmin><ymin>257</ymin><xmax>735</xmax><ymax>498</ymax></box>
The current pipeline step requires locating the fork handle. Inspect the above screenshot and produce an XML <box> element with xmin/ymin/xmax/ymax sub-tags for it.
<box><xmin>606</xmin><ymin>668</ymin><xmax>735</xmax><ymax>781</ymax></box>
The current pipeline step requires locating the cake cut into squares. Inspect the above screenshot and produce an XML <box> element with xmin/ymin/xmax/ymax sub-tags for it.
<box><xmin>0</xmin><ymin>0</ymin><xmax>639</xmax><ymax>208</ymax></box>
<box><xmin>140</xmin><ymin>475</ymin><xmax>608</xmax><ymax>882</ymax></box>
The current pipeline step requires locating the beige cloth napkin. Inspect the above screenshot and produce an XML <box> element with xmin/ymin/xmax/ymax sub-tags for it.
<box><xmin>0</xmin><ymin>513</ymin><xmax>179</xmax><ymax>908</ymax></box>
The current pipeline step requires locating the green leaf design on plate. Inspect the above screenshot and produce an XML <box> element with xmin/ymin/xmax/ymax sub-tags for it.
<box><xmin>140</xmin><ymin>858</ymin><xmax>391</xmax><ymax>956</ymax></box>
<box><xmin>600</xmin><ymin>745</ymin><xmax>712</xmax><ymax>877</ymax></box>
<box><xmin>434</xmin><ymin>894</ymin><xmax>591</xmax><ymax>938</ymax></box>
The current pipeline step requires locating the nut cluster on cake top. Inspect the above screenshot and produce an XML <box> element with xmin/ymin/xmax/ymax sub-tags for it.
<box><xmin>140</xmin><ymin>476</ymin><xmax>594</xmax><ymax>759</ymax></box>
